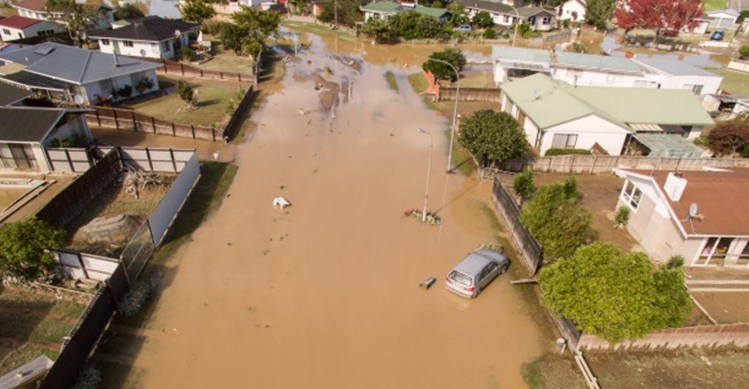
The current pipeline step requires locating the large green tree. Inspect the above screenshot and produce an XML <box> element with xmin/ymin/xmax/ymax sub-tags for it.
<box><xmin>585</xmin><ymin>0</ymin><xmax>615</xmax><ymax>30</ymax></box>
<box><xmin>318</xmin><ymin>0</ymin><xmax>363</xmax><ymax>27</ymax></box>
<box><xmin>520</xmin><ymin>178</ymin><xmax>593</xmax><ymax>261</ymax></box>
<box><xmin>46</xmin><ymin>0</ymin><xmax>106</xmax><ymax>46</ymax></box>
<box><xmin>361</xmin><ymin>18</ymin><xmax>392</xmax><ymax>42</ymax></box>
<box><xmin>539</xmin><ymin>242</ymin><xmax>691</xmax><ymax>343</ymax></box>
<box><xmin>447</xmin><ymin>3</ymin><xmax>470</xmax><ymax>26</ymax></box>
<box><xmin>113</xmin><ymin>3</ymin><xmax>145</xmax><ymax>20</ymax></box>
<box><xmin>458</xmin><ymin>110</ymin><xmax>529</xmax><ymax>167</ymax></box>
<box><xmin>178</xmin><ymin>0</ymin><xmax>216</xmax><ymax>24</ymax></box>
<box><xmin>219</xmin><ymin>6</ymin><xmax>280</xmax><ymax>60</ymax></box>
<box><xmin>472</xmin><ymin>10</ymin><xmax>494</xmax><ymax>28</ymax></box>
<box><xmin>0</xmin><ymin>218</ymin><xmax>66</xmax><ymax>280</ymax></box>
<box><xmin>422</xmin><ymin>47</ymin><xmax>466</xmax><ymax>81</ymax></box>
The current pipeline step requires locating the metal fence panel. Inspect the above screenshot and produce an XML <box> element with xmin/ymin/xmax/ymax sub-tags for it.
<box><xmin>148</xmin><ymin>153</ymin><xmax>200</xmax><ymax>246</ymax></box>
<box><xmin>120</xmin><ymin>220</ymin><xmax>155</xmax><ymax>280</ymax></box>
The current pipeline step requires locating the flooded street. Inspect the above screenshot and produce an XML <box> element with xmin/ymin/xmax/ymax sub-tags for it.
<box><xmin>121</xmin><ymin>31</ymin><xmax>550</xmax><ymax>389</ymax></box>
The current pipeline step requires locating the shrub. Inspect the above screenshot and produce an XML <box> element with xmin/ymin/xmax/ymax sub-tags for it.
<box><xmin>203</xmin><ymin>20</ymin><xmax>226</xmax><ymax>36</ymax></box>
<box><xmin>483</xmin><ymin>27</ymin><xmax>497</xmax><ymax>39</ymax></box>
<box><xmin>458</xmin><ymin>109</ymin><xmax>529</xmax><ymax>167</ymax></box>
<box><xmin>117</xmin><ymin>84</ymin><xmax>132</xmax><ymax>99</ymax></box>
<box><xmin>545</xmin><ymin>148</ymin><xmax>593</xmax><ymax>156</ymax></box>
<box><xmin>666</xmin><ymin>255</ymin><xmax>684</xmax><ymax>269</ymax></box>
<box><xmin>0</xmin><ymin>218</ymin><xmax>66</xmax><ymax>280</ymax></box>
<box><xmin>741</xmin><ymin>45</ymin><xmax>749</xmax><ymax>60</ymax></box>
<box><xmin>431</xmin><ymin>0</ymin><xmax>443</xmax><ymax>8</ymax></box>
<box><xmin>118</xmin><ymin>281</ymin><xmax>153</xmax><ymax>317</ymax></box>
<box><xmin>565</xmin><ymin>41</ymin><xmax>588</xmax><ymax>53</ymax></box>
<box><xmin>513</xmin><ymin>170</ymin><xmax>535</xmax><ymax>200</ymax></box>
<box><xmin>179</xmin><ymin>47</ymin><xmax>194</xmax><ymax>62</ymax></box>
<box><xmin>563</xmin><ymin>19</ymin><xmax>571</xmax><ymax>29</ymax></box>
<box><xmin>51</xmin><ymin>138</ymin><xmax>75</xmax><ymax>148</ymax></box>
<box><xmin>71</xmin><ymin>366</ymin><xmax>103</xmax><ymax>389</ymax></box>
<box><xmin>744</xmin><ymin>146</ymin><xmax>749</xmax><ymax>158</ymax></box>
<box><xmin>472</xmin><ymin>10</ymin><xmax>494</xmax><ymax>29</ymax></box>
<box><xmin>135</xmin><ymin>77</ymin><xmax>155</xmax><ymax>94</ymax></box>
<box><xmin>614</xmin><ymin>206</ymin><xmax>630</xmax><ymax>228</ymax></box>
<box><xmin>707</xmin><ymin>121</ymin><xmax>749</xmax><ymax>156</ymax></box>
<box><xmin>177</xmin><ymin>80</ymin><xmax>194</xmax><ymax>106</ymax></box>
<box><xmin>422</xmin><ymin>47</ymin><xmax>466</xmax><ymax>81</ymax></box>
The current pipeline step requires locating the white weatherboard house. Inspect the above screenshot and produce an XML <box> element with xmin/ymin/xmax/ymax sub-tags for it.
<box><xmin>90</xmin><ymin>17</ymin><xmax>200</xmax><ymax>60</ymax></box>
<box><xmin>498</xmin><ymin>74</ymin><xmax>714</xmax><ymax>156</ymax></box>
<box><xmin>0</xmin><ymin>43</ymin><xmax>161</xmax><ymax>104</ymax></box>
<box><xmin>556</xmin><ymin>0</ymin><xmax>585</xmax><ymax>22</ymax></box>
<box><xmin>11</xmin><ymin>0</ymin><xmax>114</xmax><ymax>29</ymax></box>
<box><xmin>492</xmin><ymin>46</ymin><xmax>723</xmax><ymax>96</ymax></box>
<box><xmin>457</xmin><ymin>0</ymin><xmax>556</xmax><ymax>31</ymax></box>
<box><xmin>361</xmin><ymin>2</ymin><xmax>452</xmax><ymax>22</ymax></box>
<box><xmin>706</xmin><ymin>9</ymin><xmax>739</xmax><ymax>28</ymax></box>
<box><xmin>0</xmin><ymin>106</ymin><xmax>91</xmax><ymax>172</ymax></box>
<box><xmin>614</xmin><ymin>168</ymin><xmax>749</xmax><ymax>267</ymax></box>
<box><xmin>0</xmin><ymin>15</ymin><xmax>66</xmax><ymax>42</ymax></box>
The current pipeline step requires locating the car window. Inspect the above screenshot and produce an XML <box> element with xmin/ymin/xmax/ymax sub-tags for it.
<box><xmin>487</xmin><ymin>262</ymin><xmax>498</xmax><ymax>273</ymax></box>
<box><xmin>449</xmin><ymin>271</ymin><xmax>472</xmax><ymax>286</ymax></box>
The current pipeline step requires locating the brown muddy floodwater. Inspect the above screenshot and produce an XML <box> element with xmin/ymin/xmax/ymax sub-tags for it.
<box><xmin>125</xmin><ymin>32</ymin><xmax>549</xmax><ymax>389</ymax></box>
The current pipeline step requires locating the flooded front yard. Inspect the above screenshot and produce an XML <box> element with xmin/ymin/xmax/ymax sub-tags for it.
<box><xmin>100</xmin><ymin>29</ymin><xmax>555</xmax><ymax>389</ymax></box>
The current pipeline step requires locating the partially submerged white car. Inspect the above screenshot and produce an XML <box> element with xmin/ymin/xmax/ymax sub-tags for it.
<box><xmin>445</xmin><ymin>249</ymin><xmax>509</xmax><ymax>299</ymax></box>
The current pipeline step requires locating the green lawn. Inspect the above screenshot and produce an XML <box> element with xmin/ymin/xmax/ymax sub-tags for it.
<box><xmin>710</xmin><ymin>69</ymin><xmax>749</xmax><ymax>99</ymax></box>
<box><xmin>702</xmin><ymin>0</ymin><xmax>727</xmax><ymax>11</ymax></box>
<box><xmin>195</xmin><ymin>43</ymin><xmax>255</xmax><ymax>76</ymax></box>
<box><xmin>407</xmin><ymin>72</ymin><xmax>429</xmax><ymax>94</ymax></box>
<box><xmin>127</xmin><ymin>85</ymin><xmax>244</xmax><ymax>128</ymax></box>
<box><xmin>0</xmin><ymin>289</ymin><xmax>87</xmax><ymax>375</ymax></box>
<box><xmin>385</xmin><ymin>71</ymin><xmax>399</xmax><ymax>92</ymax></box>
<box><xmin>280</xmin><ymin>20</ymin><xmax>356</xmax><ymax>39</ymax></box>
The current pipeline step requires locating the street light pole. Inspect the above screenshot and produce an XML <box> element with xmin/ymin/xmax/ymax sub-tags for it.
<box><xmin>417</xmin><ymin>128</ymin><xmax>433</xmax><ymax>223</ymax></box>
<box><xmin>424</xmin><ymin>57</ymin><xmax>460</xmax><ymax>173</ymax></box>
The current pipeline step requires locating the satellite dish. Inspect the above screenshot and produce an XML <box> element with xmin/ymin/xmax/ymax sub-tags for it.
<box><xmin>140</xmin><ymin>49</ymin><xmax>146</xmax><ymax>57</ymax></box>
<box><xmin>688</xmin><ymin>203</ymin><xmax>698</xmax><ymax>218</ymax></box>
<box><xmin>175</xmin><ymin>29</ymin><xmax>181</xmax><ymax>37</ymax></box>
<box><xmin>73</xmin><ymin>95</ymin><xmax>84</xmax><ymax>105</ymax></box>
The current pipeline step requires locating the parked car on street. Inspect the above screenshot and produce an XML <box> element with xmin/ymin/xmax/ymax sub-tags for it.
<box><xmin>445</xmin><ymin>249</ymin><xmax>509</xmax><ymax>299</ymax></box>
<box><xmin>453</xmin><ymin>24</ymin><xmax>472</xmax><ymax>33</ymax></box>
<box><xmin>710</xmin><ymin>30</ymin><xmax>725</xmax><ymax>41</ymax></box>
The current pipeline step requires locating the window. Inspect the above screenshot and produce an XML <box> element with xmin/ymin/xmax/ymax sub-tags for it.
<box><xmin>2</xmin><ymin>29</ymin><xmax>10</xmax><ymax>35</ymax></box>
<box><xmin>542</xmin><ymin>16</ymin><xmax>550</xmax><ymax>24</ymax></box>
<box><xmin>620</xmin><ymin>180</ymin><xmax>643</xmax><ymax>210</ymax></box>
<box><xmin>124</xmin><ymin>41</ymin><xmax>134</xmax><ymax>47</ymax></box>
<box><xmin>0</xmin><ymin>144</ymin><xmax>37</xmax><ymax>169</ymax></box>
<box><xmin>551</xmin><ymin>133</ymin><xmax>578</xmax><ymax>149</ymax></box>
<box><xmin>685</xmin><ymin>84</ymin><xmax>703</xmax><ymax>94</ymax></box>
<box><xmin>101</xmin><ymin>39</ymin><xmax>110</xmax><ymax>45</ymax></box>
<box><xmin>504</xmin><ymin>15</ymin><xmax>510</xmax><ymax>23</ymax></box>
<box><xmin>700</xmin><ymin>237</ymin><xmax>734</xmax><ymax>259</ymax></box>
<box><xmin>449</xmin><ymin>271</ymin><xmax>472</xmax><ymax>286</ymax></box>
<box><xmin>162</xmin><ymin>41</ymin><xmax>170</xmax><ymax>52</ymax></box>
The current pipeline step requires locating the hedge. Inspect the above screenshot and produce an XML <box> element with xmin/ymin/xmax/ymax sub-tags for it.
<box><xmin>545</xmin><ymin>148</ymin><xmax>593</xmax><ymax>156</ymax></box>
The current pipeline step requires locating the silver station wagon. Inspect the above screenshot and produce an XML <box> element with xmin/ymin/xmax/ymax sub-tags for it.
<box><xmin>445</xmin><ymin>250</ymin><xmax>509</xmax><ymax>299</ymax></box>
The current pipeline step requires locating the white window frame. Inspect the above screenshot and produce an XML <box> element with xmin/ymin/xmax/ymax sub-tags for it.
<box><xmin>619</xmin><ymin>180</ymin><xmax>643</xmax><ymax>212</ymax></box>
<box><xmin>101</xmin><ymin>39</ymin><xmax>110</xmax><ymax>46</ymax></box>
<box><xmin>124</xmin><ymin>41</ymin><xmax>134</xmax><ymax>47</ymax></box>
<box><xmin>551</xmin><ymin>133</ymin><xmax>578</xmax><ymax>149</ymax></box>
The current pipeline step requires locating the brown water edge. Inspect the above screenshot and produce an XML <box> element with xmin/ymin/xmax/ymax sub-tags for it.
<box><xmin>124</xmin><ymin>32</ymin><xmax>551</xmax><ymax>389</ymax></box>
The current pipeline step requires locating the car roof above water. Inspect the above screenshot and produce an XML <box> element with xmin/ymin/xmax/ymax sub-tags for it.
<box><xmin>453</xmin><ymin>250</ymin><xmax>505</xmax><ymax>276</ymax></box>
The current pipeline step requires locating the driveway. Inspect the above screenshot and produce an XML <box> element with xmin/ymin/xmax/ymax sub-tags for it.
<box><xmin>108</xmin><ymin>31</ymin><xmax>551</xmax><ymax>389</ymax></box>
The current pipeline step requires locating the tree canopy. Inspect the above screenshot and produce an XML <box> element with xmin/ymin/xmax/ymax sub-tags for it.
<box><xmin>472</xmin><ymin>11</ymin><xmax>494</xmax><ymax>28</ymax></box>
<box><xmin>585</xmin><ymin>0</ymin><xmax>616</xmax><ymax>30</ymax></box>
<box><xmin>219</xmin><ymin>6</ymin><xmax>280</xmax><ymax>60</ymax></box>
<box><xmin>113</xmin><ymin>3</ymin><xmax>145</xmax><ymax>20</ymax></box>
<box><xmin>178</xmin><ymin>0</ymin><xmax>216</xmax><ymax>24</ymax></box>
<box><xmin>0</xmin><ymin>218</ymin><xmax>66</xmax><ymax>280</ymax></box>
<box><xmin>616</xmin><ymin>0</ymin><xmax>703</xmax><ymax>42</ymax></box>
<box><xmin>539</xmin><ymin>242</ymin><xmax>691</xmax><ymax>343</ymax></box>
<box><xmin>520</xmin><ymin>178</ymin><xmax>594</xmax><ymax>261</ymax></box>
<box><xmin>458</xmin><ymin>109</ymin><xmax>529</xmax><ymax>167</ymax></box>
<box><xmin>318</xmin><ymin>0</ymin><xmax>363</xmax><ymax>27</ymax></box>
<box><xmin>422</xmin><ymin>47</ymin><xmax>466</xmax><ymax>81</ymax></box>
<box><xmin>707</xmin><ymin>115</ymin><xmax>749</xmax><ymax>157</ymax></box>
<box><xmin>46</xmin><ymin>0</ymin><xmax>106</xmax><ymax>46</ymax></box>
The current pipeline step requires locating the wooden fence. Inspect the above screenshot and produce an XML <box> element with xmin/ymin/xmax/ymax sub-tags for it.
<box><xmin>579</xmin><ymin>324</ymin><xmax>749</xmax><ymax>350</ymax></box>
<box><xmin>144</xmin><ymin>57</ymin><xmax>254</xmax><ymax>83</ymax></box>
<box><xmin>36</xmin><ymin>148</ymin><xmax>122</xmax><ymax>227</ymax></box>
<box><xmin>502</xmin><ymin>155</ymin><xmax>749</xmax><ymax>174</ymax></box>
<box><xmin>223</xmin><ymin>85</ymin><xmax>256</xmax><ymax>141</ymax></box>
<box><xmin>438</xmin><ymin>87</ymin><xmax>501</xmax><ymax>102</ymax></box>
<box><xmin>87</xmin><ymin>107</ymin><xmax>222</xmax><ymax>141</ymax></box>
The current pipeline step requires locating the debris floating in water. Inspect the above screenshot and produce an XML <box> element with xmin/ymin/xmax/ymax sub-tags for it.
<box><xmin>405</xmin><ymin>209</ymin><xmax>441</xmax><ymax>225</ymax></box>
<box><xmin>273</xmin><ymin>197</ymin><xmax>291</xmax><ymax>210</ymax></box>
<box><xmin>420</xmin><ymin>277</ymin><xmax>436</xmax><ymax>290</ymax></box>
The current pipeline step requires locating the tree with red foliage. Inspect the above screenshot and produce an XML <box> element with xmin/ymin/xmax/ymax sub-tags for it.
<box><xmin>707</xmin><ymin>116</ymin><xmax>749</xmax><ymax>156</ymax></box>
<box><xmin>616</xmin><ymin>0</ymin><xmax>703</xmax><ymax>46</ymax></box>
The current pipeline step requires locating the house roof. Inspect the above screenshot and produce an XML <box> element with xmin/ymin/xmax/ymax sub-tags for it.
<box><xmin>500</xmin><ymin>73</ymin><xmax>714</xmax><ymax>130</ymax></box>
<box><xmin>0</xmin><ymin>106</ymin><xmax>66</xmax><ymax>143</ymax></box>
<box><xmin>707</xmin><ymin>9</ymin><xmax>740</xmax><ymax>17</ymax></box>
<box><xmin>89</xmin><ymin>16</ymin><xmax>199</xmax><ymax>42</ymax></box>
<box><xmin>362</xmin><ymin>1</ymin><xmax>401</xmax><ymax>12</ymax></box>
<box><xmin>555</xmin><ymin>51</ymin><xmax>643</xmax><ymax>73</ymax></box>
<box><xmin>0</xmin><ymin>15</ymin><xmax>44</xmax><ymax>30</ymax></box>
<box><xmin>631</xmin><ymin>134</ymin><xmax>705</xmax><ymax>158</ymax></box>
<box><xmin>0</xmin><ymin>82</ymin><xmax>32</xmax><ymax>105</ymax></box>
<box><xmin>516</xmin><ymin>6</ymin><xmax>555</xmax><ymax>18</ymax></box>
<box><xmin>457</xmin><ymin>0</ymin><xmax>515</xmax><ymax>15</ymax></box>
<box><xmin>413</xmin><ymin>5</ymin><xmax>450</xmax><ymax>18</ymax></box>
<box><xmin>0</xmin><ymin>43</ymin><xmax>161</xmax><ymax>85</ymax></box>
<box><xmin>12</xmin><ymin>0</ymin><xmax>113</xmax><ymax>12</ymax></box>
<box><xmin>622</xmin><ymin>168</ymin><xmax>749</xmax><ymax>236</ymax></box>
<box><xmin>634</xmin><ymin>57</ymin><xmax>721</xmax><ymax>77</ymax></box>
<box><xmin>492</xmin><ymin>46</ymin><xmax>551</xmax><ymax>63</ymax></box>
<box><xmin>1</xmin><ymin>70</ymin><xmax>72</xmax><ymax>91</ymax></box>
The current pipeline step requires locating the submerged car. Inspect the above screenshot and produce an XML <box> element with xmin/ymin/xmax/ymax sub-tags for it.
<box><xmin>445</xmin><ymin>249</ymin><xmax>509</xmax><ymax>299</ymax></box>
<box><xmin>710</xmin><ymin>30</ymin><xmax>725</xmax><ymax>41</ymax></box>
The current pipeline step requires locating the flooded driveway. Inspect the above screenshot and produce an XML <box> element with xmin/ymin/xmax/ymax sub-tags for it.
<box><xmin>120</xmin><ymin>31</ymin><xmax>549</xmax><ymax>389</ymax></box>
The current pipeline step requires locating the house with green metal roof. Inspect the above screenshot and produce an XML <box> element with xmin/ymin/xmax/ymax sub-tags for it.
<box><xmin>498</xmin><ymin>74</ymin><xmax>714</xmax><ymax>156</ymax></box>
<box><xmin>457</xmin><ymin>0</ymin><xmax>555</xmax><ymax>30</ymax></box>
<box><xmin>361</xmin><ymin>2</ymin><xmax>451</xmax><ymax>22</ymax></box>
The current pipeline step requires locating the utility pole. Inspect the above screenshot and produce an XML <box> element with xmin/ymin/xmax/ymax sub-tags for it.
<box><xmin>334</xmin><ymin>0</ymin><xmax>338</xmax><ymax>26</ymax></box>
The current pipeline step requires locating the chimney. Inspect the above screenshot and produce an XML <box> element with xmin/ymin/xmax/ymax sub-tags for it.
<box><xmin>533</xmin><ymin>89</ymin><xmax>539</xmax><ymax>100</ymax></box>
<box><xmin>664</xmin><ymin>172</ymin><xmax>687</xmax><ymax>202</ymax></box>
<box><xmin>113</xmin><ymin>52</ymin><xmax>120</xmax><ymax>67</ymax></box>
